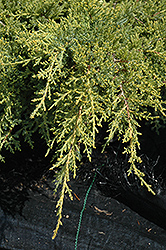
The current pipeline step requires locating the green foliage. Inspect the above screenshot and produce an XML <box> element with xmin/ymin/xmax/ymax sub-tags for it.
<box><xmin>0</xmin><ymin>0</ymin><xmax>66</xmax><ymax>27</ymax></box>
<box><xmin>0</xmin><ymin>0</ymin><xmax>67</xmax><ymax>153</ymax></box>
<box><xmin>0</xmin><ymin>0</ymin><xmax>166</xmax><ymax>238</ymax></box>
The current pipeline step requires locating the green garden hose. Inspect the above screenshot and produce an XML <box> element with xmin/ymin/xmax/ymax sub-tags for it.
<box><xmin>75</xmin><ymin>165</ymin><xmax>103</xmax><ymax>250</ymax></box>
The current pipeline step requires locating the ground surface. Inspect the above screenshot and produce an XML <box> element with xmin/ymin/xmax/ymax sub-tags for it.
<box><xmin>0</xmin><ymin>177</ymin><xmax>166</xmax><ymax>250</ymax></box>
<box><xmin>0</xmin><ymin>124</ymin><xmax>166</xmax><ymax>249</ymax></box>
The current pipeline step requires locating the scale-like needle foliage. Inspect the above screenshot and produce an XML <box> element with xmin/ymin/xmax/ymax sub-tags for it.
<box><xmin>0</xmin><ymin>0</ymin><xmax>166</xmax><ymax>238</ymax></box>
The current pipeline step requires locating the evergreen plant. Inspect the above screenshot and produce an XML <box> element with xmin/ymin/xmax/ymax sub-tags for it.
<box><xmin>0</xmin><ymin>0</ymin><xmax>166</xmax><ymax>239</ymax></box>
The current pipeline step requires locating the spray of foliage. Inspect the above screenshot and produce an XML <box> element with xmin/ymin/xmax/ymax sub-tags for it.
<box><xmin>0</xmin><ymin>0</ymin><xmax>166</xmax><ymax>239</ymax></box>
